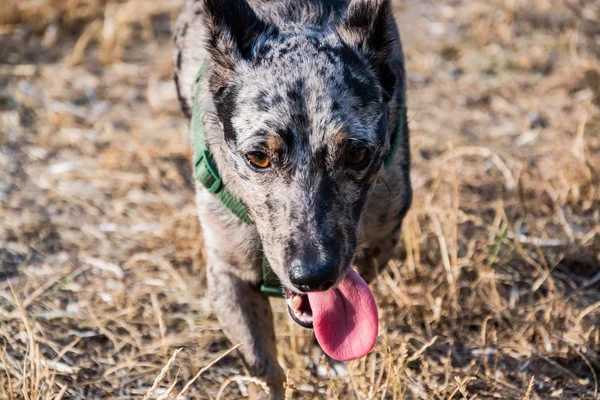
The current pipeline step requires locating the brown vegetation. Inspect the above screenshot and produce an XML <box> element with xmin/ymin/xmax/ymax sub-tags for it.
<box><xmin>1</xmin><ymin>0</ymin><xmax>599</xmax><ymax>398</ymax></box>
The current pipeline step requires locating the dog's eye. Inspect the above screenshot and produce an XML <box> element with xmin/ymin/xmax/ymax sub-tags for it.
<box><xmin>345</xmin><ymin>147</ymin><xmax>368</xmax><ymax>167</ymax></box>
<box><xmin>246</xmin><ymin>152</ymin><xmax>271</xmax><ymax>169</ymax></box>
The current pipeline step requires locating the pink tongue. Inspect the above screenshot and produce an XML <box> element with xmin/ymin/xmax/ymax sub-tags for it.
<box><xmin>307</xmin><ymin>269</ymin><xmax>378</xmax><ymax>361</ymax></box>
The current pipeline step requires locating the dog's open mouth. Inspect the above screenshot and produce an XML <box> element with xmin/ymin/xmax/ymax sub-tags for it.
<box><xmin>282</xmin><ymin>269</ymin><xmax>380</xmax><ymax>361</ymax></box>
<box><xmin>285</xmin><ymin>289</ymin><xmax>313</xmax><ymax>328</ymax></box>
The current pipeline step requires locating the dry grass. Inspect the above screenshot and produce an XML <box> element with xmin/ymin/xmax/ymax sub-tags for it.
<box><xmin>1</xmin><ymin>0</ymin><xmax>599</xmax><ymax>398</ymax></box>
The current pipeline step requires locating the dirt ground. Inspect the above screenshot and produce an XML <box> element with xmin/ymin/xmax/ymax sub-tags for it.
<box><xmin>1</xmin><ymin>0</ymin><xmax>599</xmax><ymax>399</ymax></box>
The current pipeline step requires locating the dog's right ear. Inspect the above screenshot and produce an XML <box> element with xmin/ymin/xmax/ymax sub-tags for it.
<box><xmin>338</xmin><ymin>0</ymin><xmax>398</xmax><ymax>101</ymax></box>
<box><xmin>201</xmin><ymin>0</ymin><xmax>276</xmax><ymax>95</ymax></box>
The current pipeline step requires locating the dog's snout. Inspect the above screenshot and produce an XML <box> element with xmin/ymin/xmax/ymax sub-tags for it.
<box><xmin>289</xmin><ymin>260</ymin><xmax>337</xmax><ymax>292</ymax></box>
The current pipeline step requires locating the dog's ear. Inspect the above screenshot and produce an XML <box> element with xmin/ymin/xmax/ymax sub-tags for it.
<box><xmin>202</xmin><ymin>0</ymin><xmax>276</xmax><ymax>94</ymax></box>
<box><xmin>338</xmin><ymin>0</ymin><xmax>398</xmax><ymax>101</ymax></box>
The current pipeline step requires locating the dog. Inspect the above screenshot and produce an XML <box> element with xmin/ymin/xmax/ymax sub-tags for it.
<box><xmin>173</xmin><ymin>0</ymin><xmax>411</xmax><ymax>398</ymax></box>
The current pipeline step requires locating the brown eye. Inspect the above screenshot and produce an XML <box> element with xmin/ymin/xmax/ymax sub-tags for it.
<box><xmin>246</xmin><ymin>152</ymin><xmax>271</xmax><ymax>169</ymax></box>
<box><xmin>345</xmin><ymin>147</ymin><xmax>368</xmax><ymax>167</ymax></box>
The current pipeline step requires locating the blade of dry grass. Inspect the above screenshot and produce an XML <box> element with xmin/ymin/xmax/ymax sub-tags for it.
<box><xmin>143</xmin><ymin>347</ymin><xmax>183</xmax><ymax>400</ymax></box>
<box><xmin>523</xmin><ymin>376</ymin><xmax>535</xmax><ymax>400</ymax></box>
<box><xmin>0</xmin><ymin>342</ymin><xmax>15</xmax><ymax>400</ymax></box>
<box><xmin>215</xmin><ymin>375</ymin><xmax>270</xmax><ymax>400</ymax></box>
<box><xmin>176</xmin><ymin>343</ymin><xmax>243</xmax><ymax>399</ymax></box>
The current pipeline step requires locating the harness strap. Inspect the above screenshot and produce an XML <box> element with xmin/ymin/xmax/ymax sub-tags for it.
<box><xmin>192</xmin><ymin>63</ymin><xmax>282</xmax><ymax>296</ymax></box>
<box><xmin>260</xmin><ymin>256</ymin><xmax>285</xmax><ymax>296</ymax></box>
<box><xmin>191</xmin><ymin>61</ymin><xmax>406</xmax><ymax>298</ymax></box>
<box><xmin>192</xmin><ymin>64</ymin><xmax>254</xmax><ymax>226</ymax></box>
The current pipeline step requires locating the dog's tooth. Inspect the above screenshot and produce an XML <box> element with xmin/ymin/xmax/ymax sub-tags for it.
<box><xmin>290</xmin><ymin>295</ymin><xmax>302</xmax><ymax>310</ymax></box>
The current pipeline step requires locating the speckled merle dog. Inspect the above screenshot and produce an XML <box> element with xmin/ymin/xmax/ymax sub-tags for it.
<box><xmin>173</xmin><ymin>0</ymin><xmax>411</xmax><ymax>398</ymax></box>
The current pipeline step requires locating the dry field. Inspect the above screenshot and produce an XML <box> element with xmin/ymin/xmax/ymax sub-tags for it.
<box><xmin>1</xmin><ymin>0</ymin><xmax>599</xmax><ymax>399</ymax></box>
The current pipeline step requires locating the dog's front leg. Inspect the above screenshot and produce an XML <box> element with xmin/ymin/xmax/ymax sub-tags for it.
<box><xmin>198</xmin><ymin>190</ymin><xmax>285</xmax><ymax>398</ymax></box>
<box><xmin>205</xmin><ymin>260</ymin><xmax>284</xmax><ymax>400</ymax></box>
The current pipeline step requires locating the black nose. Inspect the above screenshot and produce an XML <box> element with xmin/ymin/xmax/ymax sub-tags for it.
<box><xmin>289</xmin><ymin>260</ymin><xmax>337</xmax><ymax>292</ymax></box>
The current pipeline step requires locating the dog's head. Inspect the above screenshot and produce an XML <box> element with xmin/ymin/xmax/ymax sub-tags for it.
<box><xmin>201</xmin><ymin>0</ymin><xmax>400</xmax><ymax>292</ymax></box>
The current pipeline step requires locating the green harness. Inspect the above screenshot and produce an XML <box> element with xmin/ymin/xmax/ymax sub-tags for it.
<box><xmin>191</xmin><ymin>62</ymin><xmax>406</xmax><ymax>297</ymax></box>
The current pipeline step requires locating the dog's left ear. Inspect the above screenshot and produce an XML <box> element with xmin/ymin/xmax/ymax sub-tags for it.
<box><xmin>338</xmin><ymin>0</ymin><xmax>398</xmax><ymax>101</ymax></box>
<box><xmin>202</xmin><ymin>0</ymin><xmax>277</xmax><ymax>95</ymax></box>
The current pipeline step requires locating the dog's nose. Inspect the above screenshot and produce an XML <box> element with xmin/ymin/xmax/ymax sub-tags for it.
<box><xmin>289</xmin><ymin>260</ymin><xmax>337</xmax><ymax>292</ymax></box>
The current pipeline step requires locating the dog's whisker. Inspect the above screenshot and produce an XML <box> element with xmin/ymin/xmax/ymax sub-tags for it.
<box><xmin>378</xmin><ymin>176</ymin><xmax>393</xmax><ymax>215</ymax></box>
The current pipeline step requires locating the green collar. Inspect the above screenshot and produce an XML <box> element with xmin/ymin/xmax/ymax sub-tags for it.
<box><xmin>191</xmin><ymin>62</ymin><xmax>405</xmax><ymax>297</ymax></box>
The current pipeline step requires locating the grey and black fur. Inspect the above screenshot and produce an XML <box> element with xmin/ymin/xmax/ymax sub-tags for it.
<box><xmin>173</xmin><ymin>0</ymin><xmax>411</xmax><ymax>398</ymax></box>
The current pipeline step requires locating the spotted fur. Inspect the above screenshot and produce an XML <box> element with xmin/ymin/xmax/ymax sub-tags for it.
<box><xmin>173</xmin><ymin>1</ymin><xmax>411</xmax><ymax>398</ymax></box>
